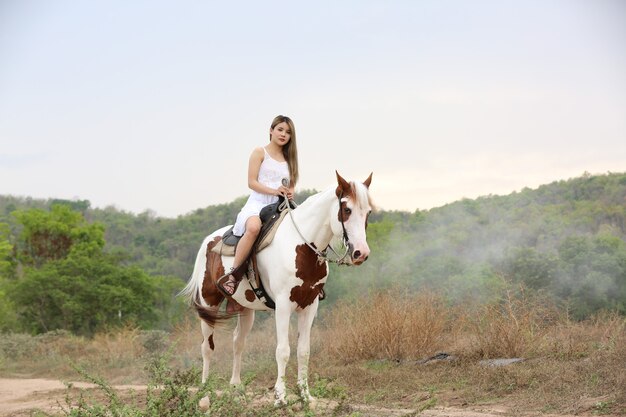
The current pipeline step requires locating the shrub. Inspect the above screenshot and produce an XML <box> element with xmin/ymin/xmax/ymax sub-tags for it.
<box><xmin>321</xmin><ymin>290</ymin><xmax>450</xmax><ymax>361</ymax></box>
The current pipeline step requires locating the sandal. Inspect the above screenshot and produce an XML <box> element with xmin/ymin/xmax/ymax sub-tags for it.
<box><xmin>216</xmin><ymin>273</ymin><xmax>237</xmax><ymax>297</ymax></box>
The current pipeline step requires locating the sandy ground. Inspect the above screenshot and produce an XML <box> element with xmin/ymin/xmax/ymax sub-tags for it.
<box><xmin>0</xmin><ymin>378</ymin><xmax>146</xmax><ymax>416</ymax></box>
<box><xmin>0</xmin><ymin>377</ymin><xmax>590</xmax><ymax>417</ymax></box>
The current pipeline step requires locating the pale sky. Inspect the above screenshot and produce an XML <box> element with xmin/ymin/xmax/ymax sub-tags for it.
<box><xmin>1</xmin><ymin>0</ymin><xmax>625</xmax><ymax>217</ymax></box>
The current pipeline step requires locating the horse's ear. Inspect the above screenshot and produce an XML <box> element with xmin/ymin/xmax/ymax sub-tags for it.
<box><xmin>335</xmin><ymin>170</ymin><xmax>351</xmax><ymax>197</ymax></box>
<box><xmin>363</xmin><ymin>172</ymin><xmax>373</xmax><ymax>188</ymax></box>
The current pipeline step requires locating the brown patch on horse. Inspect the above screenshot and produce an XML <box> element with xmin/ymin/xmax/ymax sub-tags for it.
<box><xmin>208</xmin><ymin>334</ymin><xmax>215</xmax><ymax>350</ymax></box>
<box><xmin>338</xmin><ymin>200</ymin><xmax>352</xmax><ymax>223</ymax></box>
<box><xmin>202</xmin><ymin>236</ymin><xmax>226</xmax><ymax>307</ymax></box>
<box><xmin>290</xmin><ymin>243</ymin><xmax>327</xmax><ymax>309</ymax></box>
<box><xmin>245</xmin><ymin>289</ymin><xmax>256</xmax><ymax>303</ymax></box>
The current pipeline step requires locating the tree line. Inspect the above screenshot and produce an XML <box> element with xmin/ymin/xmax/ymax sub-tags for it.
<box><xmin>1</xmin><ymin>172</ymin><xmax>625</xmax><ymax>335</ymax></box>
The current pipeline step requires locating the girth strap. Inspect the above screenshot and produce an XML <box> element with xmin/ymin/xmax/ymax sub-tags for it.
<box><xmin>245</xmin><ymin>255</ymin><xmax>275</xmax><ymax>310</ymax></box>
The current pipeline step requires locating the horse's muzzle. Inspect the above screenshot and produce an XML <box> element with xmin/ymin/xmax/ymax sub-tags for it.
<box><xmin>351</xmin><ymin>246</ymin><xmax>370</xmax><ymax>265</ymax></box>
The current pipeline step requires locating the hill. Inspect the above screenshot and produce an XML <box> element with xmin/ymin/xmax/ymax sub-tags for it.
<box><xmin>1</xmin><ymin>172</ymin><xmax>625</xmax><ymax>319</ymax></box>
<box><xmin>330</xmin><ymin>171</ymin><xmax>626</xmax><ymax>318</ymax></box>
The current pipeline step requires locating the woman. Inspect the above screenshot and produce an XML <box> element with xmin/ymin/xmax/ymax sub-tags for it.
<box><xmin>217</xmin><ymin>115</ymin><xmax>299</xmax><ymax>296</ymax></box>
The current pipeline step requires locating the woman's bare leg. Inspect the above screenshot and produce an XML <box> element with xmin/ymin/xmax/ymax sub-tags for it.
<box><xmin>233</xmin><ymin>216</ymin><xmax>262</xmax><ymax>267</ymax></box>
<box><xmin>218</xmin><ymin>216</ymin><xmax>261</xmax><ymax>295</ymax></box>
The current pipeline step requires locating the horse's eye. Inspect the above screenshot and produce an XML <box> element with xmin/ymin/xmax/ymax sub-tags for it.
<box><xmin>344</xmin><ymin>207</ymin><xmax>352</xmax><ymax>215</ymax></box>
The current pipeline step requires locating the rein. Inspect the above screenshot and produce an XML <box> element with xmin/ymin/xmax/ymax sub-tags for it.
<box><xmin>282</xmin><ymin>194</ymin><xmax>352</xmax><ymax>265</ymax></box>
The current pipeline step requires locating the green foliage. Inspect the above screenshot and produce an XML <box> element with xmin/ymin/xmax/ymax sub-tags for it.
<box><xmin>13</xmin><ymin>204</ymin><xmax>105</xmax><ymax>266</ymax></box>
<box><xmin>556</xmin><ymin>233</ymin><xmax>626</xmax><ymax>318</ymax></box>
<box><xmin>0</xmin><ymin>222</ymin><xmax>13</xmax><ymax>276</ymax></box>
<box><xmin>57</xmin><ymin>355</ymin><xmax>332</xmax><ymax>417</ymax></box>
<box><xmin>60</xmin><ymin>357</ymin><xmax>212</xmax><ymax>417</ymax></box>
<box><xmin>0</xmin><ymin>222</ymin><xmax>18</xmax><ymax>330</ymax></box>
<box><xmin>1</xmin><ymin>172</ymin><xmax>625</xmax><ymax>324</ymax></box>
<box><xmin>501</xmin><ymin>247</ymin><xmax>559</xmax><ymax>290</ymax></box>
<box><xmin>9</xmin><ymin>250</ymin><xmax>160</xmax><ymax>334</ymax></box>
<box><xmin>309</xmin><ymin>374</ymin><xmax>348</xmax><ymax>400</ymax></box>
<box><xmin>325</xmin><ymin>172</ymin><xmax>626</xmax><ymax>317</ymax></box>
<box><xmin>0</xmin><ymin>286</ymin><xmax>18</xmax><ymax>332</ymax></box>
<box><xmin>4</xmin><ymin>205</ymin><xmax>184</xmax><ymax>335</ymax></box>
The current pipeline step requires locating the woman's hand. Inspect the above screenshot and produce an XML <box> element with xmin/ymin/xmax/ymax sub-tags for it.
<box><xmin>276</xmin><ymin>185</ymin><xmax>292</xmax><ymax>199</ymax></box>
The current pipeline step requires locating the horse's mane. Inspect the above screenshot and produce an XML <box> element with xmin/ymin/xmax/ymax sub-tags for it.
<box><xmin>353</xmin><ymin>182</ymin><xmax>372</xmax><ymax>209</ymax></box>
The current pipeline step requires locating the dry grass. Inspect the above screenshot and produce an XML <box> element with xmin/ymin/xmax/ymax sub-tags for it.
<box><xmin>460</xmin><ymin>289</ymin><xmax>561</xmax><ymax>359</ymax></box>
<box><xmin>314</xmin><ymin>289</ymin><xmax>625</xmax><ymax>414</ymax></box>
<box><xmin>1</xmin><ymin>291</ymin><xmax>625</xmax><ymax>415</ymax></box>
<box><xmin>321</xmin><ymin>290</ymin><xmax>451</xmax><ymax>361</ymax></box>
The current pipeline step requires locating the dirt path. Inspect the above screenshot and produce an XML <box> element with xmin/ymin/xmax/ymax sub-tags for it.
<box><xmin>0</xmin><ymin>378</ymin><xmax>146</xmax><ymax>416</ymax></box>
<box><xmin>0</xmin><ymin>377</ymin><xmax>579</xmax><ymax>417</ymax></box>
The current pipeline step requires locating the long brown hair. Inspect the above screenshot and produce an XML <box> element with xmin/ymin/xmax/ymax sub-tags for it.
<box><xmin>270</xmin><ymin>115</ymin><xmax>299</xmax><ymax>186</ymax></box>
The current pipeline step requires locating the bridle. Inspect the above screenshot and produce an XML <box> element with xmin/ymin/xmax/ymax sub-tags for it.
<box><xmin>283</xmin><ymin>193</ymin><xmax>353</xmax><ymax>265</ymax></box>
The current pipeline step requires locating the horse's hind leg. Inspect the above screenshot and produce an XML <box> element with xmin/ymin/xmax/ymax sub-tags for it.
<box><xmin>230</xmin><ymin>308</ymin><xmax>255</xmax><ymax>385</ymax></box>
<box><xmin>198</xmin><ymin>320</ymin><xmax>216</xmax><ymax>410</ymax></box>
<box><xmin>200</xmin><ymin>320</ymin><xmax>215</xmax><ymax>383</ymax></box>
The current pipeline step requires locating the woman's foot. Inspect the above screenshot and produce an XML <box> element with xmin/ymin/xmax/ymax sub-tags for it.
<box><xmin>217</xmin><ymin>273</ymin><xmax>238</xmax><ymax>296</ymax></box>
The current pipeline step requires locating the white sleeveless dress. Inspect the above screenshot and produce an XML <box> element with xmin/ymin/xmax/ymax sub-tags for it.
<box><xmin>232</xmin><ymin>147</ymin><xmax>290</xmax><ymax>236</ymax></box>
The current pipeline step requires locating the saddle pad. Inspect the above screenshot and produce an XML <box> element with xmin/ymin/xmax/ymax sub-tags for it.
<box><xmin>210</xmin><ymin>210</ymin><xmax>289</xmax><ymax>257</ymax></box>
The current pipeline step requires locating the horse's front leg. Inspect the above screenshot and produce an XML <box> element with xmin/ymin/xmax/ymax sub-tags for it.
<box><xmin>231</xmin><ymin>309</ymin><xmax>255</xmax><ymax>386</ymax></box>
<box><xmin>274</xmin><ymin>297</ymin><xmax>292</xmax><ymax>406</ymax></box>
<box><xmin>296</xmin><ymin>301</ymin><xmax>319</xmax><ymax>404</ymax></box>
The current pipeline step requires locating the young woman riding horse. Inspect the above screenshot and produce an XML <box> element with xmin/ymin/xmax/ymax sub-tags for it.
<box><xmin>180</xmin><ymin>171</ymin><xmax>373</xmax><ymax>407</ymax></box>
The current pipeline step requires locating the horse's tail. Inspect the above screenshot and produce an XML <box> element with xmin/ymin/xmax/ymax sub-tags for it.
<box><xmin>177</xmin><ymin>235</ymin><xmax>210</xmax><ymax>305</ymax></box>
<box><xmin>178</xmin><ymin>234</ymin><xmax>237</xmax><ymax>327</ymax></box>
<box><xmin>192</xmin><ymin>292</ymin><xmax>238</xmax><ymax>327</ymax></box>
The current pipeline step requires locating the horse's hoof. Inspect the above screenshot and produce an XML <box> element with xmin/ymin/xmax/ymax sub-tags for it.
<box><xmin>199</xmin><ymin>395</ymin><xmax>211</xmax><ymax>410</ymax></box>
<box><xmin>274</xmin><ymin>395</ymin><xmax>287</xmax><ymax>407</ymax></box>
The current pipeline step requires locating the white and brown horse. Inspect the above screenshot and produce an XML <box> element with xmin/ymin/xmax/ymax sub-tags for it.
<box><xmin>180</xmin><ymin>171</ymin><xmax>373</xmax><ymax>405</ymax></box>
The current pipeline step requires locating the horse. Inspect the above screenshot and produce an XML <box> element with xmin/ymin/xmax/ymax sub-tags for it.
<box><xmin>179</xmin><ymin>171</ymin><xmax>373</xmax><ymax>406</ymax></box>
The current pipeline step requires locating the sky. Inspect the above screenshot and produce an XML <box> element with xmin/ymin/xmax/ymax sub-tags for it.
<box><xmin>1</xmin><ymin>0</ymin><xmax>625</xmax><ymax>217</ymax></box>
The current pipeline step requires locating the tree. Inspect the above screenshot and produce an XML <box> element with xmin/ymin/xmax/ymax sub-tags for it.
<box><xmin>557</xmin><ymin>233</ymin><xmax>626</xmax><ymax>318</ymax></box>
<box><xmin>10</xmin><ymin>250</ymin><xmax>160</xmax><ymax>334</ymax></box>
<box><xmin>9</xmin><ymin>206</ymin><xmax>182</xmax><ymax>335</ymax></box>
<box><xmin>0</xmin><ymin>222</ymin><xmax>13</xmax><ymax>277</ymax></box>
<box><xmin>0</xmin><ymin>222</ymin><xmax>18</xmax><ymax>330</ymax></box>
<box><xmin>13</xmin><ymin>204</ymin><xmax>104</xmax><ymax>266</ymax></box>
<box><xmin>501</xmin><ymin>247</ymin><xmax>559</xmax><ymax>290</ymax></box>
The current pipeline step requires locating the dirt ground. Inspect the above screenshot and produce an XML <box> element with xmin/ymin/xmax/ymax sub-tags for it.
<box><xmin>0</xmin><ymin>377</ymin><xmax>600</xmax><ymax>417</ymax></box>
<box><xmin>0</xmin><ymin>378</ymin><xmax>147</xmax><ymax>416</ymax></box>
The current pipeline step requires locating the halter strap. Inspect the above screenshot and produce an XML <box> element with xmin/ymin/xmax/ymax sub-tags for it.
<box><xmin>337</xmin><ymin>192</ymin><xmax>351</xmax><ymax>248</ymax></box>
<box><xmin>284</xmin><ymin>195</ymin><xmax>352</xmax><ymax>265</ymax></box>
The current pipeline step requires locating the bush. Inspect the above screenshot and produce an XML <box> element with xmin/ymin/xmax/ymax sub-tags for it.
<box><xmin>321</xmin><ymin>290</ymin><xmax>450</xmax><ymax>361</ymax></box>
<box><xmin>0</xmin><ymin>333</ymin><xmax>38</xmax><ymax>360</ymax></box>
<box><xmin>140</xmin><ymin>330</ymin><xmax>170</xmax><ymax>354</ymax></box>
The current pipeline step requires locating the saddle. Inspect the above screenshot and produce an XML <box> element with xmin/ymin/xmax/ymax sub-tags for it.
<box><xmin>210</xmin><ymin>196</ymin><xmax>295</xmax><ymax>257</ymax></box>
<box><xmin>210</xmin><ymin>197</ymin><xmax>296</xmax><ymax>311</ymax></box>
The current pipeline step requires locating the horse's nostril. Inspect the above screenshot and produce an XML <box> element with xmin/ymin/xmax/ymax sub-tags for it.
<box><xmin>353</xmin><ymin>250</ymin><xmax>361</xmax><ymax>259</ymax></box>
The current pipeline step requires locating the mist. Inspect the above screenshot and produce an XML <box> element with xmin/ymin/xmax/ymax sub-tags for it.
<box><xmin>326</xmin><ymin>173</ymin><xmax>626</xmax><ymax>318</ymax></box>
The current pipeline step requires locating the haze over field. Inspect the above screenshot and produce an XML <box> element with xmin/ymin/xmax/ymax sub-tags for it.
<box><xmin>1</xmin><ymin>1</ymin><xmax>625</xmax><ymax>216</ymax></box>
